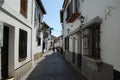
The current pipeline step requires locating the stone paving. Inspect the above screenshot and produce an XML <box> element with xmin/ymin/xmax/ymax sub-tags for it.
<box><xmin>26</xmin><ymin>52</ymin><xmax>87</xmax><ymax>80</ymax></box>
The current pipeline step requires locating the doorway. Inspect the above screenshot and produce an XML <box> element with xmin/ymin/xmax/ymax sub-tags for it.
<box><xmin>72</xmin><ymin>37</ymin><xmax>75</xmax><ymax>64</ymax></box>
<box><xmin>1</xmin><ymin>26</ymin><xmax>9</xmax><ymax>79</ymax></box>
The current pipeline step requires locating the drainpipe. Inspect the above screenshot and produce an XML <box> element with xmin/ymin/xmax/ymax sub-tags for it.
<box><xmin>0</xmin><ymin>0</ymin><xmax>4</xmax><ymax>7</ymax></box>
<box><xmin>0</xmin><ymin>21</ymin><xmax>4</xmax><ymax>79</ymax></box>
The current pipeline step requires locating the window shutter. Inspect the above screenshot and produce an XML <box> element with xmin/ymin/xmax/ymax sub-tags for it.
<box><xmin>20</xmin><ymin>0</ymin><xmax>27</xmax><ymax>17</ymax></box>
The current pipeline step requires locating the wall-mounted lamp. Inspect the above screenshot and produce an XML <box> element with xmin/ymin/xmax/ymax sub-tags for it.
<box><xmin>80</xmin><ymin>15</ymin><xmax>85</xmax><ymax>24</ymax></box>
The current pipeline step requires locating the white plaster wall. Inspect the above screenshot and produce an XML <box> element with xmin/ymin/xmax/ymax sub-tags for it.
<box><xmin>32</xmin><ymin>25</ymin><xmax>43</xmax><ymax>54</ymax></box>
<box><xmin>81</xmin><ymin>0</ymin><xmax>115</xmax><ymax>22</ymax></box>
<box><xmin>0</xmin><ymin>1</ymin><xmax>32</xmax><ymax>70</ymax></box>
<box><xmin>63</xmin><ymin>11</ymin><xmax>70</xmax><ymax>36</ymax></box>
<box><xmin>63</xmin><ymin>0</ymin><xmax>81</xmax><ymax>56</ymax></box>
<box><xmin>5</xmin><ymin>0</ymin><xmax>20</xmax><ymax>12</ymax></box>
<box><xmin>31</xmin><ymin>0</ymin><xmax>35</xmax><ymax>64</ymax></box>
<box><xmin>14</xmin><ymin>23</ymin><xmax>32</xmax><ymax>69</ymax></box>
<box><xmin>2</xmin><ymin>0</ymin><xmax>33</xmax><ymax>28</ymax></box>
<box><xmin>32</xmin><ymin>0</ymin><xmax>45</xmax><ymax>55</ymax></box>
<box><xmin>69</xmin><ymin>35</ymin><xmax>78</xmax><ymax>53</ymax></box>
<box><xmin>101</xmin><ymin>4</ymin><xmax>120</xmax><ymax>71</ymax></box>
<box><xmin>69</xmin><ymin>36</ymin><xmax>72</xmax><ymax>52</ymax></box>
<box><xmin>34</xmin><ymin>32</ymin><xmax>43</xmax><ymax>53</ymax></box>
<box><xmin>81</xmin><ymin>0</ymin><xmax>120</xmax><ymax>71</ymax></box>
<box><xmin>8</xmin><ymin>26</ymin><xmax>15</xmax><ymax>77</ymax></box>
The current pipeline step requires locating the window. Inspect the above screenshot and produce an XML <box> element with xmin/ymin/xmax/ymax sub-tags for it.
<box><xmin>82</xmin><ymin>26</ymin><xmax>101</xmax><ymax>59</ymax></box>
<box><xmin>19</xmin><ymin>29</ymin><xmax>27</xmax><ymax>62</ymax></box>
<box><xmin>20</xmin><ymin>0</ymin><xmax>28</xmax><ymax>17</ymax></box>
<box><xmin>34</xmin><ymin>7</ymin><xmax>37</xmax><ymax>21</ymax></box>
<box><xmin>65</xmin><ymin>37</ymin><xmax>69</xmax><ymax>50</ymax></box>
<box><xmin>67</xmin><ymin>29</ymin><xmax>70</xmax><ymax>34</ymax></box>
<box><xmin>37</xmin><ymin>37</ymin><xmax>41</xmax><ymax>46</ymax></box>
<box><xmin>66</xmin><ymin>0</ymin><xmax>80</xmax><ymax>23</ymax></box>
<box><xmin>39</xmin><ymin>14</ymin><xmax>41</xmax><ymax>28</ymax></box>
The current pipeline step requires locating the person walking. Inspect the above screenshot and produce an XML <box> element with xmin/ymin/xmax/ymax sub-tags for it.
<box><xmin>52</xmin><ymin>47</ymin><xmax>55</xmax><ymax>53</ymax></box>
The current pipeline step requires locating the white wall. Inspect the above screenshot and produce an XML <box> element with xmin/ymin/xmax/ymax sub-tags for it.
<box><xmin>2</xmin><ymin>0</ymin><xmax>33</xmax><ymax>28</ymax></box>
<box><xmin>63</xmin><ymin>0</ymin><xmax>81</xmax><ymax>55</ymax></box>
<box><xmin>32</xmin><ymin>0</ymin><xmax>44</xmax><ymax>55</ymax></box>
<box><xmin>0</xmin><ymin>0</ymin><xmax>33</xmax><ymax>69</ymax></box>
<box><xmin>81</xmin><ymin>0</ymin><xmax>120</xmax><ymax>71</ymax></box>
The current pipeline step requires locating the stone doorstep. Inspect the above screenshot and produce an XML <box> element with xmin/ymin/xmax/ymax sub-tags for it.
<box><xmin>7</xmin><ymin>77</ymin><xmax>15</xmax><ymax>80</ymax></box>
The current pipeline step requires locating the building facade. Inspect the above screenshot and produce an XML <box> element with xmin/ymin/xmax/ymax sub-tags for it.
<box><xmin>32</xmin><ymin>0</ymin><xmax>47</xmax><ymax>62</ymax></box>
<box><xmin>0</xmin><ymin>0</ymin><xmax>33</xmax><ymax>79</ymax></box>
<box><xmin>60</xmin><ymin>0</ymin><xmax>81</xmax><ymax>69</ymax></box>
<box><xmin>60</xmin><ymin>0</ymin><xmax>120</xmax><ymax>80</ymax></box>
<box><xmin>0</xmin><ymin>0</ymin><xmax>49</xmax><ymax>79</ymax></box>
<box><xmin>42</xmin><ymin>22</ymin><xmax>51</xmax><ymax>53</ymax></box>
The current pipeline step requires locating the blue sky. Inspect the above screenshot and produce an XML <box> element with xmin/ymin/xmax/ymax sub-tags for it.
<box><xmin>42</xmin><ymin>0</ymin><xmax>63</xmax><ymax>37</ymax></box>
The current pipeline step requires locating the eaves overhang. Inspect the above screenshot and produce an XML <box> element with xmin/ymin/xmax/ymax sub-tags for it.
<box><xmin>82</xmin><ymin>16</ymin><xmax>102</xmax><ymax>29</ymax></box>
<box><xmin>43</xmin><ymin>22</ymin><xmax>49</xmax><ymax>28</ymax></box>
<box><xmin>36</xmin><ymin>0</ymin><xmax>47</xmax><ymax>14</ymax></box>
<box><xmin>66</xmin><ymin>16</ymin><xmax>102</xmax><ymax>37</ymax></box>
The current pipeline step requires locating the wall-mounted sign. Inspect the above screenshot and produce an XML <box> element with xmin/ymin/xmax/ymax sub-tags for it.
<box><xmin>0</xmin><ymin>0</ymin><xmax>4</xmax><ymax>6</ymax></box>
<box><xmin>49</xmin><ymin>27</ymin><xmax>54</xmax><ymax>30</ymax></box>
<box><xmin>0</xmin><ymin>21</ymin><xmax>3</xmax><ymax>47</ymax></box>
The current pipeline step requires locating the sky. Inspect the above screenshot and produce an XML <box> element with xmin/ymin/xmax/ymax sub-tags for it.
<box><xmin>42</xmin><ymin>0</ymin><xmax>63</xmax><ymax>37</ymax></box>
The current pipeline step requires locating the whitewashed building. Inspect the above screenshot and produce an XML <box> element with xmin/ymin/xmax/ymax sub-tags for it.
<box><xmin>0</xmin><ymin>0</ymin><xmax>33</xmax><ymax>79</ymax></box>
<box><xmin>48</xmin><ymin>34</ymin><xmax>56</xmax><ymax>51</ymax></box>
<box><xmin>32</xmin><ymin>0</ymin><xmax>46</xmax><ymax>62</ymax></box>
<box><xmin>60</xmin><ymin>0</ymin><xmax>120</xmax><ymax>80</ymax></box>
<box><xmin>60</xmin><ymin>0</ymin><xmax>81</xmax><ymax>70</ymax></box>
<box><xmin>42</xmin><ymin>22</ymin><xmax>51</xmax><ymax>53</ymax></box>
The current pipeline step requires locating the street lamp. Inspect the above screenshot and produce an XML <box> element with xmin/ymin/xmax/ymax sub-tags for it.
<box><xmin>79</xmin><ymin>15</ymin><xmax>85</xmax><ymax>38</ymax></box>
<box><xmin>80</xmin><ymin>15</ymin><xmax>85</xmax><ymax>27</ymax></box>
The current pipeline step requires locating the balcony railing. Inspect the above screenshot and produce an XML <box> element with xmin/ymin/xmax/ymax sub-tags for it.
<box><xmin>66</xmin><ymin>0</ymin><xmax>80</xmax><ymax>23</ymax></box>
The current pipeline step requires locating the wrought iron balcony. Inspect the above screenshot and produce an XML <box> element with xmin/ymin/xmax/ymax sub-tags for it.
<box><xmin>66</xmin><ymin>0</ymin><xmax>80</xmax><ymax>23</ymax></box>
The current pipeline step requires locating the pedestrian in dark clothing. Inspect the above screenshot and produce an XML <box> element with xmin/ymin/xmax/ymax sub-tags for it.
<box><xmin>52</xmin><ymin>47</ymin><xmax>55</xmax><ymax>53</ymax></box>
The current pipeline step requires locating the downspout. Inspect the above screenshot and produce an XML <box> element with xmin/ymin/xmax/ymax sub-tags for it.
<box><xmin>0</xmin><ymin>21</ymin><xmax>4</xmax><ymax>79</ymax></box>
<box><xmin>31</xmin><ymin>0</ymin><xmax>34</xmax><ymax>65</ymax></box>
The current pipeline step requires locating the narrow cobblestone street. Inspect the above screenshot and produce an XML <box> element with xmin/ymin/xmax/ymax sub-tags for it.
<box><xmin>27</xmin><ymin>51</ymin><xmax>87</xmax><ymax>80</ymax></box>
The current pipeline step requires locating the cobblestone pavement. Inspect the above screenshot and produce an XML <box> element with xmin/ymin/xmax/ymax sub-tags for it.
<box><xmin>27</xmin><ymin>52</ymin><xmax>87</xmax><ymax>80</ymax></box>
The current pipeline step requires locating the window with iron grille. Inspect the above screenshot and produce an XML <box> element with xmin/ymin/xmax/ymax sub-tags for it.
<box><xmin>20</xmin><ymin>0</ymin><xmax>28</xmax><ymax>17</ymax></box>
<box><xmin>82</xmin><ymin>26</ymin><xmax>101</xmax><ymax>59</ymax></box>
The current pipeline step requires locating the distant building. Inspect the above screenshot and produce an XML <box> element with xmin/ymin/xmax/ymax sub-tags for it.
<box><xmin>42</xmin><ymin>22</ymin><xmax>51</xmax><ymax>53</ymax></box>
<box><xmin>48</xmin><ymin>34</ymin><xmax>56</xmax><ymax>50</ymax></box>
<box><xmin>54</xmin><ymin>35</ymin><xmax>63</xmax><ymax>48</ymax></box>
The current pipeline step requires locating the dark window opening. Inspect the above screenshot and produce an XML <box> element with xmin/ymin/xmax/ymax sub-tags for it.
<box><xmin>65</xmin><ymin>37</ymin><xmax>69</xmax><ymax>50</ymax></box>
<box><xmin>37</xmin><ymin>37</ymin><xmax>41</xmax><ymax>46</ymax></box>
<box><xmin>19</xmin><ymin>29</ymin><xmax>27</xmax><ymax>62</ymax></box>
<box><xmin>20</xmin><ymin>0</ymin><xmax>28</xmax><ymax>17</ymax></box>
<box><xmin>39</xmin><ymin>14</ymin><xmax>41</xmax><ymax>28</ymax></box>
